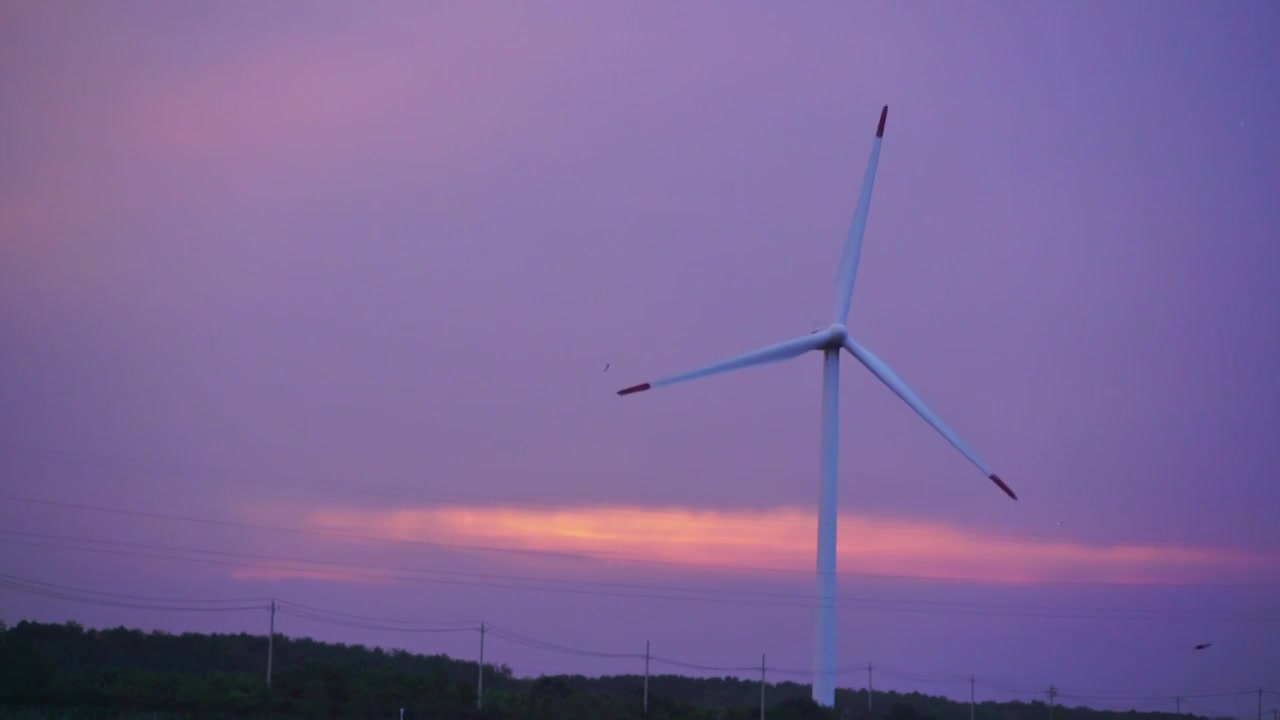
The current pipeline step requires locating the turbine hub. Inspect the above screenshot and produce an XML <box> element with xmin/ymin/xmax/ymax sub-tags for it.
<box><xmin>827</xmin><ymin>323</ymin><xmax>848</xmax><ymax>343</ymax></box>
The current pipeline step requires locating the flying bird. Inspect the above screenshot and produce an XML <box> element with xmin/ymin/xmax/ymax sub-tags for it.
<box><xmin>602</xmin><ymin>363</ymin><xmax>610</xmax><ymax>372</ymax></box>
<box><xmin>1194</xmin><ymin>643</ymin><xmax>1212</xmax><ymax>650</ymax></box>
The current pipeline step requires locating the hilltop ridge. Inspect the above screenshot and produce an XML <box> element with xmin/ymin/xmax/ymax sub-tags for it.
<box><xmin>0</xmin><ymin>620</ymin><xmax>1208</xmax><ymax>720</ymax></box>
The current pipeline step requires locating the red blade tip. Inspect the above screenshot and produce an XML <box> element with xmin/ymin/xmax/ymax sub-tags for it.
<box><xmin>618</xmin><ymin>382</ymin><xmax>651</xmax><ymax>396</ymax></box>
<box><xmin>988</xmin><ymin>474</ymin><xmax>1017</xmax><ymax>500</ymax></box>
<box><xmin>876</xmin><ymin>106</ymin><xmax>888</xmax><ymax>138</ymax></box>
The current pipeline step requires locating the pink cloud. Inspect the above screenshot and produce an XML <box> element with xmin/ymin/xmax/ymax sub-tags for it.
<box><xmin>1</xmin><ymin>4</ymin><xmax>585</xmax><ymax>296</ymax></box>
<box><xmin>248</xmin><ymin>503</ymin><xmax>1278</xmax><ymax>586</ymax></box>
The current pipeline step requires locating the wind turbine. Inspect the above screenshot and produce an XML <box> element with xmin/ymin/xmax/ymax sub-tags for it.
<box><xmin>615</xmin><ymin>105</ymin><xmax>1017</xmax><ymax>708</ymax></box>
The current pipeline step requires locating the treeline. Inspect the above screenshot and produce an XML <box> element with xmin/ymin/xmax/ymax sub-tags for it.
<box><xmin>0</xmin><ymin>620</ymin><xmax>1206</xmax><ymax>720</ymax></box>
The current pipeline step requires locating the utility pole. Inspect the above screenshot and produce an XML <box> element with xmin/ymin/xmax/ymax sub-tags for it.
<box><xmin>969</xmin><ymin>676</ymin><xmax>976</xmax><ymax>720</ymax></box>
<box><xmin>1258</xmin><ymin>688</ymin><xmax>1263</xmax><ymax>720</ymax></box>
<box><xmin>266</xmin><ymin>600</ymin><xmax>276</xmax><ymax>688</ymax></box>
<box><xmin>1176</xmin><ymin>697</ymin><xmax>1181</xmax><ymax>716</ymax></box>
<box><xmin>760</xmin><ymin>654</ymin><xmax>766</xmax><ymax>720</ymax></box>
<box><xmin>1047</xmin><ymin>686</ymin><xmax>1058</xmax><ymax>720</ymax></box>
<box><xmin>644</xmin><ymin>641</ymin><xmax>650</xmax><ymax>716</ymax></box>
<box><xmin>868</xmin><ymin>663</ymin><xmax>874</xmax><ymax>716</ymax></box>
<box><xmin>476</xmin><ymin>623</ymin><xmax>486</xmax><ymax>711</ymax></box>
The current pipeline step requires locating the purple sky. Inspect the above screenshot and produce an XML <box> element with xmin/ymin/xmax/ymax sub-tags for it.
<box><xmin>3</xmin><ymin>1</ymin><xmax>1279</xmax><ymax>714</ymax></box>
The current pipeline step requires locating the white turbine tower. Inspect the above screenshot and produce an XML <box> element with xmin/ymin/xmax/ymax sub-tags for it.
<box><xmin>616</xmin><ymin>105</ymin><xmax>1017</xmax><ymax>708</ymax></box>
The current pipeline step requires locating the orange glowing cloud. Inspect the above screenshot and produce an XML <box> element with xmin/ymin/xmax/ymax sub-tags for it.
<box><xmin>281</xmin><ymin>504</ymin><xmax>1276</xmax><ymax>585</ymax></box>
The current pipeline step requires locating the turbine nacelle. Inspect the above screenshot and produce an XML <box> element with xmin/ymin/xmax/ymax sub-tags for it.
<box><xmin>824</xmin><ymin>323</ymin><xmax>849</xmax><ymax>346</ymax></box>
<box><xmin>805</xmin><ymin>324</ymin><xmax>846</xmax><ymax>349</ymax></box>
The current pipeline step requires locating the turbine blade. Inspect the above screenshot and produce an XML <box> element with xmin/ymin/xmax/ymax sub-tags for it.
<box><xmin>832</xmin><ymin>105</ymin><xmax>888</xmax><ymax>324</ymax></box>
<box><xmin>618</xmin><ymin>331</ymin><xmax>832</xmax><ymax>396</ymax></box>
<box><xmin>842</xmin><ymin>337</ymin><xmax>1016</xmax><ymax>500</ymax></box>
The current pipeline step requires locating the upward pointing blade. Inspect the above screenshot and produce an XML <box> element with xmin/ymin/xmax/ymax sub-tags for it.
<box><xmin>832</xmin><ymin>105</ymin><xmax>888</xmax><ymax>324</ymax></box>
<box><xmin>842</xmin><ymin>337</ymin><xmax>1016</xmax><ymax>500</ymax></box>
<box><xmin>618</xmin><ymin>330</ymin><xmax>833</xmax><ymax>396</ymax></box>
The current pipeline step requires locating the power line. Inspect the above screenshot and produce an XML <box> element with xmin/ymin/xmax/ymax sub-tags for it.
<box><xmin>0</xmin><ymin>441</ymin><xmax>1167</xmax><ymax>551</ymax></box>
<box><xmin>2</xmin><ymin>530</ymin><xmax>1276</xmax><ymax>623</ymax></box>
<box><xmin>0</xmin><ymin>528</ymin><xmax>854</xmax><ymax>605</ymax></box>
<box><xmin>0</xmin><ymin>444</ymin><xmax>1225</xmax><ymax>557</ymax></box>
<box><xmin>1058</xmin><ymin>690</ymin><xmax>1266</xmax><ymax>702</ymax></box>
<box><xmin>981</xmin><ymin>680</ymin><xmax>1059</xmax><ymax>698</ymax></box>
<box><xmin>275</xmin><ymin>598</ymin><xmax>479</xmax><ymax>628</ymax></box>
<box><xmin>0</xmin><ymin>495</ymin><xmax>592</xmax><ymax>563</ymax></box>
<box><xmin>0</xmin><ymin>571</ymin><xmax>271</xmax><ymax>605</ymax></box>
<box><xmin>13</xmin><ymin>535</ymin><xmax>969</xmax><ymax>617</ymax></box>
<box><xmin>0</xmin><ymin>571</ymin><xmax>1273</xmax><ymax>710</ymax></box>
<box><xmin>875</xmin><ymin>664</ymin><xmax>972</xmax><ymax>684</ymax></box>
<box><xmin>1</xmin><ymin>528</ymin><xmax>1081</xmax><ymax>610</ymax></box>
<box><xmin>4</xmin><ymin>493</ymin><xmax>1279</xmax><ymax>592</ymax></box>
<box><xmin>275</xmin><ymin>605</ymin><xmax>475</xmax><ymax>635</ymax></box>
<box><xmin>649</xmin><ymin>655</ymin><xmax>761</xmax><ymax>673</ymax></box>
<box><xmin>487</xmin><ymin>624</ymin><xmax>643</xmax><ymax>660</ymax></box>
<box><xmin>0</xmin><ymin>574</ymin><xmax>266</xmax><ymax>613</ymax></box>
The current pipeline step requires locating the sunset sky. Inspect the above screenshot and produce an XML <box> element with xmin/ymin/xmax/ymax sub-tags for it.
<box><xmin>2</xmin><ymin>1</ymin><xmax>1279</xmax><ymax>715</ymax></box>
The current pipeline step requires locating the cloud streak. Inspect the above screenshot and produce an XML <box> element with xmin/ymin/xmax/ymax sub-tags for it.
<box><xmin>280</xmin><ymin>504</ymin><xmax>1275</xmax><ymax>586</ymax></box>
